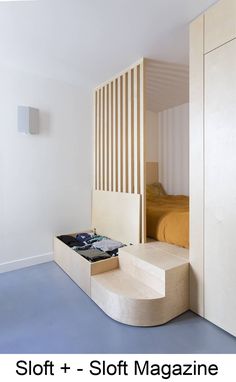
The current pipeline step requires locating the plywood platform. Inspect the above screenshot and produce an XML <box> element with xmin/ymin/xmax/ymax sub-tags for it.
<box><xmin>91</xmin><ymin>242</ymin><xmax>189</xmax><ymax>326</ymax></box>
<box><xmin>92</xmin><ymin>269</ymin><xmax>164</xmax><ymax>299</ymax></box>
<box><xmin>54</xmin><ymin>236</ymin><xmax>189</xmax><ymax>327</ymax></box>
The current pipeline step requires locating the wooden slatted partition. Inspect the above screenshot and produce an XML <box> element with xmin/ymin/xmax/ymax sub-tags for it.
<box><xmin>94</xmin><ymin>58</ymin><xmax>146</xmax><ymax>242</ymax></box>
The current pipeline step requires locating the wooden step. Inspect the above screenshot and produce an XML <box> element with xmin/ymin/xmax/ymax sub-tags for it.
<box><xmin>92</xmin><ymin>269</ymin><xmax>164</xmax><ymax>300</ymax></box>
<box><xmin>118</xmin><ymin>242</ymin><xmax>189</xmax><ymax>294</ymax></box>
<box><xmin>91</xmin><ymin>268</ymin><xmax>165</xmax><ymax>326</ymax></box>
<box><xmin>119</xmin><ymin>242</ymin><xmax>189</xmax><ymax>269</ymax></box>
<box><xmin>91</xmin><ymin>242</ymin><xmax>189</xmax><ymax>326</ymax></box>
<box><xmin>55</xmin><ymin>234</ymin><xmax>189</xmax><ymax>326</ymax></box>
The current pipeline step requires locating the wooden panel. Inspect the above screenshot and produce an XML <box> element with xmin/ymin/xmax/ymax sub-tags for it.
<box><xmin>122</xmin><ymin>73</ymin><xmax>128</xmax><ymax>193</ymax></box>
<box><xmin>97</xmin><ymin>90</ymin><xmax>101</xmax><ymax>190</ymax></box>
<box><xmin>93</xmin><ymin>58</ymin><xmax>145</xmax><ymax>242</ymax></box>
<box><xmin>54</xmin><ymin>237</ymin><xmax>91</xmax><ymax>296</ymax></box>
<box><xmin>108</xmin><ymin>82</ymin><xmax>113</xmax><ymax>191</ymax></box>
<box><xmin>94</xmin><ymin>91</ymin><xmax>98</xmax><ymax>189</ymax></box>
<box><xmin>113</xmin><ymin>80</ymin><xmax>118</xmax><ymax>192</ymax></box>
<box><xmin>139</xmin><ymin>60</ymin><xmax>146</xmax><ymax>242</ymax></box>
<box><xmin>101</xmin><ymin>87</ymin><xmax>105</xmax><ymax>190</ymax></box>
<box><xmin>92</xmin><ymin>190</ymin><xmax>141</xmax><ymax>244</ymax></box>
<box><xmin>189</xmin><ymin>15</ymin><xmax>204</xmax><ymax>316</ymax></box>
<box><xmin>128</xmin><ymin>69</ymin><xmax>134</xmax><ymax>193</ymax></box>
<box><xmin>133</xmin><ymin>65</ymin><xmax>139</xmax><ymax>194</ymax></box>
<box><xmin>146</xmin><ymin>162</ymin><xmax>158</xmax><ymax>184</ymax></box>
<box><xmin>117</xmin><ymin>76</ymin><xmax>123</xmax><ymax>192</ymax></box>
<box><xmin>205</xmin><ymin>0</ymin><xmax>236</xmax><ymax>53</ymax></box>
<box><xmin>91</xmin><ymin>257</ymin><xmax>119</xmax><ymax>276</ymax></box>
<box><xmin>104</xmin><ymin>85</ymin><xmax>108</xmax><ymax>191</ymax></box>
<box><xmin>54</xmin><ymin>237</ymin><xmax>119</xmax><ymax>296</ymax></box>
<box><xmin>204</xmin><ymin>39</ymin><xmax>236</xmax><ymax>337</ymax></box>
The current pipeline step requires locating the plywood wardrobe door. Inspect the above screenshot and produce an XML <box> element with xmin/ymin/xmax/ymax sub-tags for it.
<box><xmin>189</xmin><ymin>15</ymin><xmax>204</xmax><ymax>316</ymax></box>
<box><xmin>204</xmin><ymin>0</ymin><xmax>236</xmax><ymax>53</ymax></box>
<box><xmin>204</xmin><ymin>39</ymin><xmax>236</xmax><ymax>337</ymax></box>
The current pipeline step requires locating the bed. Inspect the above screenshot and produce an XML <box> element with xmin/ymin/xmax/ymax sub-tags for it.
<box><xmin>147</xmin><ymin>194</ymin><xmax>189</xmax><ymax>248</ymax></box>
<box><xmin>146</xmin><ymin>162</ymin><xmax>189</xmax><ymax>248</ymax></box>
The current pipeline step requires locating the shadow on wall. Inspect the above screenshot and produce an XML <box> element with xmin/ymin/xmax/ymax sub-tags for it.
<box><xmin>39</xmin><ymin>110</ymin><xmax>51</xmax><ymax>136</ymax></box>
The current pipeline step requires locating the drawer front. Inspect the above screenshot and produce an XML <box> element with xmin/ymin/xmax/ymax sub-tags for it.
<box><xmin>54</xmin><ymin>238</ymin><xmax>91</xmax><ymax>296</ymax></box>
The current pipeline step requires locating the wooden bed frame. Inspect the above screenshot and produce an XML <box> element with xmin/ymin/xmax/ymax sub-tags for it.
<box><xmin>54</xmin><ymin>59</ymin><xmax>190</xmax><ymax>327</ymax></box>
<box><xmin>54</xmin><ymin>161</ymin><xmax>189</xmax><ymax>326</ymax></box>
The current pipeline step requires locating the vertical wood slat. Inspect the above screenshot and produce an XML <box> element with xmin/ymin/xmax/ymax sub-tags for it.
<box><xmin>133</xmin><ymin>66</ymin><xmax>138</xmax><ymax>194</ymax></box>
<box><xmin>123</xmin><ymin>73</ymin><xmax>128</xmax><ymax>193</ymax></box>
<box><xmin>117</xmin><ymin>76</ymin><xmax>123</xmax><ymax>192</ymax></box>
<box><xmin>104</xmin><ymin>85</ymin><xmax>108</xmax><ymax>191</ymax></box>
<box><xmin>93</xmin><ymin>58</ymin><xmax>145</xmax><ymax>241</ymax></box>
<box><xmin>109</xmin><ymin>82</ymin><xmax>113</xmax><ymax>191</ymax></box>
<box><xmin>99</xmin><ymin>88</ymin><xmax>104</xmax><ymax>190</ymax></box>
<box><xmin>115</xmin><ymin>80</ymin><xmax>119</xmax><ymax>192</ymax></box>
<box><xmin>133</xmin><ymin>65</ymin><xmax>141</xmax><ymax>194</ymax></box>
<box><xmin>128</xmin><ymin>69</ymin><xmax>134</xmax><ymax>193</ymax></box>
<box><xmin>137</xmin><ymin>65</ymin><xmax>141</xmax><ymax>195</ymax></box>
<box><xmin>139</xmin><ymin>60</ymin><xmax>145</xmax><ymax>242</ymax></box>
<box><xmin>97</xmin><ymin>89</ymin><xmax>101</xmax><ymax>190</ymax></box>
<box><xmin>117</xmin><ymin>77</ymin><xmax>121</xmax><ymax>192</ymax></box>
<box><xmin>120</xmin><ymin>77</ymin><xmax>123</xmax><ymax>193</ymax></box>
<box><xmin>102</xmin><ymin>87</ymin><xmax>105</xmax><ymax>190</ymax></box>
<box><xmin>113</xmin><ymin>80</ymin><xmax>118</xmax><ymax>192</ymax></box>
<box><xmin>106</xmin><ymin>84</ymin><xmax>110</xmax><ymax>191</ymax></box>
<box><xmin>94</xmin><ymin>91</ymin><xmax>97</xmax><ymax>189</ymax></box>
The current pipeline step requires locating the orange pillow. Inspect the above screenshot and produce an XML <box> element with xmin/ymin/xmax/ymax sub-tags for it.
<box><xmin>146</xmin><ymin>182</ymin><xmax>166</xmax><ymax>200</ymax></box>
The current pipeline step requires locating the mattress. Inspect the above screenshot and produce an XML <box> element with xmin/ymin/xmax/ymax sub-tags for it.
<box><xmin>146</xmin><ymin>195</ymin><xmax>189</xmax><ymax>248</ymax></box>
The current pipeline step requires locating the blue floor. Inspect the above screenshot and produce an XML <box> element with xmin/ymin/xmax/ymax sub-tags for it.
<box><xmin>0</xmin><ymin>262</ymin><xmax>235</xmax><ymax>354</ymax></box>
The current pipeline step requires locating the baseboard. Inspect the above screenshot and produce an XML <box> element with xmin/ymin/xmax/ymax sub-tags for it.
<box><xmin>0</xmin><ymin>252</ymin><xmax>53</xmax><ymax>274</ymax></box>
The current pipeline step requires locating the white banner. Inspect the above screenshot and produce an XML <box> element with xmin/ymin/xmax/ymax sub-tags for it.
<box><xmin>0</xmin><ymin>354</ymin><xmax>235</xmax><ymax>381</ymax></box>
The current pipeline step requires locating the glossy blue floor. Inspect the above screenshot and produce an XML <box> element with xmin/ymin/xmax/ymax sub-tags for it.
<box><xmin>0</xmin><ymin>262</ymin><xmax>235</xmax><ymax>354</ymax></box>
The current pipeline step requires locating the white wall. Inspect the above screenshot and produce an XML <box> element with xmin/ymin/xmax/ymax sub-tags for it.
<box><xmin>146</xmin><ymin>110</ymin><xmax>159</xmax><ymax>162</ymax></box>
<box><xmin>158</xmin><ymin>103</ymin><xmax>189</xmax><ymax>195</ymax></box>
<box><xmin>0</xmin><ymin>65</ymin><xmax>92</xmax><ymax>272</ymax></box>
<box><xmin>146</xmin><ymin>104</ymin><xmax>189</xmax><ymax>195</ymax></box>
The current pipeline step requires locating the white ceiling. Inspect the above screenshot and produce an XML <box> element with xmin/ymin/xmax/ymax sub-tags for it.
<box><xmin>146</xmin><ymin>59</ymin><xmax>189</xmax><ymax>113</ymax></box>
<box><xmin>0</xmin><ymin>0</ymin><xmax>217</xmax><ymax>88</ymax></box>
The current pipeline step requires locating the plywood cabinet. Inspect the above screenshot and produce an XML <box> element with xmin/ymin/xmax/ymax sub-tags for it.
<box><xmin>190</xmin><ymin>0</ymin><xmax>236</xmax><ymax>336</ymax></box>
<box><xmin>204</xmin><ymin>40</ymin><xmax>236</xmax><ymax>335</ymax></box>
<box><xmin>189</xmin><ymin>15</ymin><xmax>204</xmax><ymax>316</ymax></box>
<box><xmin>204</xmin><ymin>0</ymin><xmax>236</xmax><ymax>53</ymax></box>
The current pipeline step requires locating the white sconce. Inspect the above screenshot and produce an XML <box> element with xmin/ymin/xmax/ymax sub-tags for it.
<box><xmin>17</xmin><ymin>106</ymin><xmax>39</xmax><ymax>134</ymax></box>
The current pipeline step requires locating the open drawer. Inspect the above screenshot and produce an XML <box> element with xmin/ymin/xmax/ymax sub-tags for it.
<box><xmin>54</xmin><ymin>234</ymin><xmax>119</xmax><ymax>296</ymax></box>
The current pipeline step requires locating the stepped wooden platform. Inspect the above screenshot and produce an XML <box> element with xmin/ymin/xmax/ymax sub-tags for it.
<box><xmin>91</xmin><ymin>242</ymin><xmax>189</xmax><ymax>326</ymax></box>
<box><xmin>54</xmin><ymin>237</ymin><xmax>189</xmax><ymax>326</ymax></box>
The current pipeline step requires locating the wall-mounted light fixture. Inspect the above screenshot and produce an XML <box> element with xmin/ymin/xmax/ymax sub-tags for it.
<box><xmin>17</xmin><ymin>106</ymin><xmax>39</xmax><ymax>134</ymax></box>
